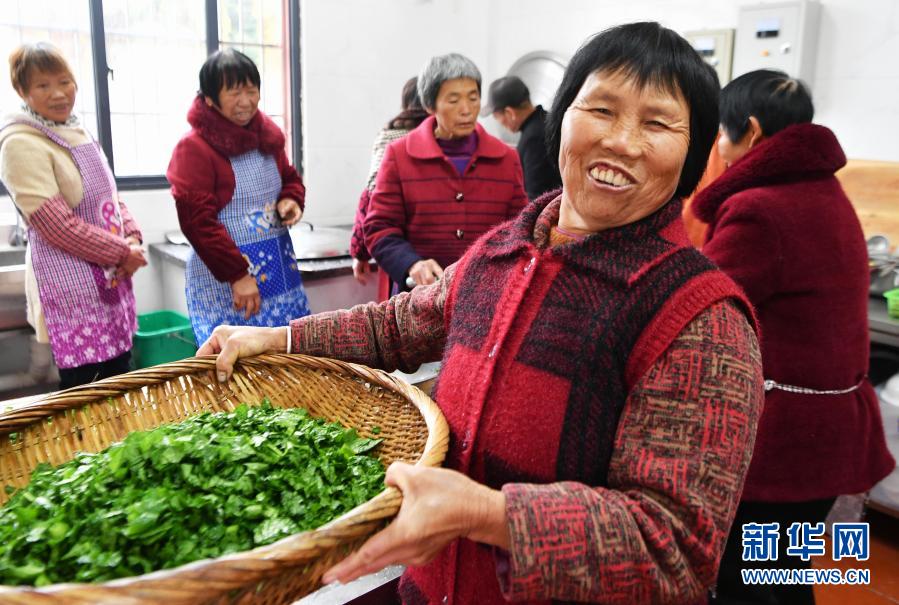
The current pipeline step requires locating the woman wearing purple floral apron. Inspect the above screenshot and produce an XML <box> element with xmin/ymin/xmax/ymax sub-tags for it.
<box><xmin>168</xmin><ymin>49</ymin><xmax>310</xmax><ymax>345</ymax></box>
<box><xmin>0</xmin><ymin>43</ymin><xmax>146</xmax><ymax>389</ymax></box>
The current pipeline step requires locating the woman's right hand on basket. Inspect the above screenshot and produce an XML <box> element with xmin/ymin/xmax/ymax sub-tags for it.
<box><xmin>198</xmin><ymin>325</ymin><xmax>287</xmax><ymax>382</ymax></box>
<box><xmin>231</xmin><ymin>274</ymin><xmax>261</xmax><ymax>319</ymax></box>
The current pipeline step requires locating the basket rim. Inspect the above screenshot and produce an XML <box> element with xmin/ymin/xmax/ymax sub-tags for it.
<box><xmin>0</xmin><ymin>353</ymin><xmax>449</xmax><ymax>602</ymax></box>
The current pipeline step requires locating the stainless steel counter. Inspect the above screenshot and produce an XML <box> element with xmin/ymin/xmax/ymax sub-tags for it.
<box><xmin>0</xmin><ymin>247</ymin><xmax>26</xmax><ymax>330</ymax></box>
<box><xmin>148</xmin><ymin>241</ymin><xmax>380</xmax><ymax>317</ymax></box>
<box><xmin>148</xmin><ymin>242</ymin><xmax>373</xmax><ymax>282</ymax></box>
<box><xmin>869</xmin><ymin>297</ymin><xmax>899</xmax><ymax>348</ymax></box>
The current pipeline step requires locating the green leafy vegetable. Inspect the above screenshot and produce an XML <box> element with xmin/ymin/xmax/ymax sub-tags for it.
<box><xmin>0</xmin><ymin>400</ymin><xmax>385</xmax><ymax>586</ymax></box>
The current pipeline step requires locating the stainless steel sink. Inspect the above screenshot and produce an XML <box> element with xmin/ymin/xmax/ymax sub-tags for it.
<box><xmin>0</xmin><ymin>247</ymin><xmax>25</xmax><ymax>267</ymax></box>
<box><xmin>0</xmin><ymin>246</ymin><xmax>27</xmax><ymax>330</ymax></box>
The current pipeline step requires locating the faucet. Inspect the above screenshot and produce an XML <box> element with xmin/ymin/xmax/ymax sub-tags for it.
<box><xmin>8</xmin><ymin>212</ymin><xmax>26</xmax><ymax>247</ymax></box>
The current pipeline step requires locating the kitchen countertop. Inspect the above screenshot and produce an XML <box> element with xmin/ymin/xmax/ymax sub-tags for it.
<box><xmin>149</xmin><ymin>242</ymin><xmax>375</xmax><ymax>282</ymax></box>
<box><xmin>870</xmin><ymin>296</ymin><xmax>899</xmax><ymax>347</ymax></box>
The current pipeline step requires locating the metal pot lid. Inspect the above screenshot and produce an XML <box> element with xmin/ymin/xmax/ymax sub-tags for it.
<box><xmin>290</xmin><ymin>222</ymin><xmax>351</xmax><ymax>260</ymax></box>
<box><xmin>506</xmin><ymin>51</ymin><xmax>569</xmax><ymax>110</ymax></box>
<box><xmin>493</xmin><ymin>51</ymin><xmax>569</xmax><ymax>145</ymax></box>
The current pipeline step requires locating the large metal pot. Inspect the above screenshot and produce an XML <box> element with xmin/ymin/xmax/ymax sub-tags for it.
<box><xmin>290</xmin><ymin>222</ymin><xmax>351</xmax><ymax>260</ymax></box>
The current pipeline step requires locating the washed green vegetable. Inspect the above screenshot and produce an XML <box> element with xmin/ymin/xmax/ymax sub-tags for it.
<box><xmin>0</xmin><ymin>400</ymin><xmax>384</xmax><ymax>586</ymax></box>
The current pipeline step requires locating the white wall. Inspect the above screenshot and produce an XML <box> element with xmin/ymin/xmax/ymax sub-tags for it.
<box><xmin>299</xmin><ymin>0</ymin><xmax>491</xmax><ymax>226</ymax></box>
<box><xmin>484</xmin><ymin>0</ymin><xmax>899</xmax><ymax>162</ymax></box>
<box><xmin>299</xmin><ymin>0</ymin><xmax>899</xmax><ymax>227</ymax></box>
<box><xmin>117</xmin><ymin>189</ymin><xmax>180</xmax><ymax>314</ymax></box>
<box><xmin>811</xmin><ymin>0</ymin><xmax>899</xmax><ymax>161</ymax></box>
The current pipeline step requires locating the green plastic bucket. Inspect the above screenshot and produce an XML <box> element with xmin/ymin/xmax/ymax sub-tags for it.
<box><xmin>886</xmin><ymin>288</ymin><xmax>899</xmax><ymax>319</ymax></box>
<box><xmin>133</xmin><ymin>311</ymin><xmax>197</xmax><ymax>369</ymax></box>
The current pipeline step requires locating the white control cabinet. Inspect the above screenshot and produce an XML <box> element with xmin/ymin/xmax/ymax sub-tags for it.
<box><xmin>685</xmin><ymin>29</ymin><xmax>736</xmax><ymax>85</ymax></box>
<box><xmin>732</xmin><ymin>0</ymin><xmax>821</xmax><ymax>87</ymax></box>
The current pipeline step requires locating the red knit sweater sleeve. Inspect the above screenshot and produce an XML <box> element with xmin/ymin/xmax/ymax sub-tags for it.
<box><xmin>350</xmin><ymin>188</ymin><xmax>372</xmax><ymax>261</ymax></box>
<box><xmin>167</xmin><ymin>135</ymin><xmax>248</xmax><ymax>284</ymax></box>
<box><xmin>288</xmin><ymin>263</ymin><xmax>454</xmax><ymax>373</ymax></box>
<box><xmin>499</xmin><ymin>300</ymin><xmax>764</xmax><ymax>603</ymax></box>
<box><xmin>29</xmin><ymin>193</ymin><xmax>130</xmax><ymax>266</ymax></box>
<box><xmin>275</xmin><ymin>148</ymin><xmax>306</xmax><ymax>211</ymax></box>
<box><xmin>118</xmin><ymin>199</ymin><xmax>142</xmax><ymax>242</ymax></box>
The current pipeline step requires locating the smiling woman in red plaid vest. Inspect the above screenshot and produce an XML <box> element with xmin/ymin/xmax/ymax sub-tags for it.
<box><xmin>200</xmin><ymin>22</ymin><xmax>765</xmax><ymax>605</ymax></box>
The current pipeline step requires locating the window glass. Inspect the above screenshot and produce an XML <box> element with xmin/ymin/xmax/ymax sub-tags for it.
<box><xmin>102</xmin><ymin>0</ymin><xmax>206</xmax><ymax>176</ymax></box>
<box><xmin>1</xmin><ymin>0</ymin><xmax>295</xmax><ymax>184</ymax></box>
<box><xmin>219</xmin><ymin>0</ymin><xmax>288</xmax><ymax>144</ymax></box>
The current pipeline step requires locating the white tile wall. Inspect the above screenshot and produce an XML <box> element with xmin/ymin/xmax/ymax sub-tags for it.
<box><xmin>118</xmin><ymin>188</ymin><xmax>180</xmax><ymax>314</ymax></box>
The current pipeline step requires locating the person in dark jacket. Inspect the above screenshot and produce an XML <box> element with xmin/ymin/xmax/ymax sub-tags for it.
<box><xmin>362</xmin><ymin>53</ymin><xmax>528</xmax><ymax>294</ymax></box>
<box><xmin>482</xmin><ymin>75</ymin><xmax>561</xmax><ymax>200</ymax></box>
<box><xmin>695</xmin><ymin>69</ymin><xmax>895</xmax><ymax>605</ymax></box>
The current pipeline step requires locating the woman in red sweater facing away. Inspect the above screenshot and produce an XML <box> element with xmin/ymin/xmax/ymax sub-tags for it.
<box><xmin>695</xmin><ymin>69</ymin><xmax>895</xmax><ymax>605</ymax></box>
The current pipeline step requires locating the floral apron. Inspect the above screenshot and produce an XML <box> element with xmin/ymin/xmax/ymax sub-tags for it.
<box><xmin>186</xmin><ymin>149</ymin><xmax>310</xmax><ymax>344</ymax></box>
<box><xmin>7</xmin><ymin>121</ymin><xmax>136</xmax><ymax>369</ymax></box>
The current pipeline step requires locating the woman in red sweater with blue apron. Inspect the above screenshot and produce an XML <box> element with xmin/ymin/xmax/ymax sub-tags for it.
<box><xmin>168</xmin><ymin>49</ymin><xmax>309</xmax><ymax>344</ymax></box>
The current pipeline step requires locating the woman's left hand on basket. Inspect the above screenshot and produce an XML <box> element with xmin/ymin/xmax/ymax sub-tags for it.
<box><xmin>321</xmin><ymin>462</ymin><xmax>510</xmax><ymax>585</ymax></box>
<box><xmin>198</xmin><ymin>325</ymin><xmax>287</xmax><ymax>382</ymax></box>
<box><xmin>277</xmin><ymin>198</ymin><xmax>302</xmax><ymax>226</ymax></box>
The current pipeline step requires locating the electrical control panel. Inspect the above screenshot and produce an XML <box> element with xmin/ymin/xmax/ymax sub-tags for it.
<box><xmin>685</xmin><ymin>28</ymin><xmax>736</xmax><ymax>85</ymax></box>
<box><xmin>732</xmin><ymin>0</ymin><xmax>821</xmax><ymax>86</ymax></box>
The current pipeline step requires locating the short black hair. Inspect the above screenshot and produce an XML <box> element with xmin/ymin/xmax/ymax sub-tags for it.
<box><xmin>546</xmin><ymin>22</ymin><xmax>720</xmax><ymax>198</ymax></box>
<box><xmin>719</xmin><ymin>69</ymin><xmax>814</xmax><ymax>142</ymax></box>
<box><xmin>198</xmin><ymin>48</ymin><xmax>260</xmax><ymax>106</ymax></box>
<box><xmin>482</xmin><ymin>76</ymin><xmax>531</xmax><ymax>115</ymax></box>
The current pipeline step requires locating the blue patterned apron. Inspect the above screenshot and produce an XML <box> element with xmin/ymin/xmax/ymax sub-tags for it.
<box><xmin>186</xmin><ymin>149</ymin><xmax>310</xmax><ymax>344</ymax></box>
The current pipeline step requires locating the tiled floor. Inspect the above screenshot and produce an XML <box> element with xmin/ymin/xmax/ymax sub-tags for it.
<box><xmin>814</xmin><ymin>510</ymin><xmax>899</xmax><ymax>604</ymax></box>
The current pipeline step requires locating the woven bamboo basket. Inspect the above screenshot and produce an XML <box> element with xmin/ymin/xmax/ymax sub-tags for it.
<box><xmin>0</xmin><ymin>353</ymin><xmax>448</xmax><ymax>604</ymax></box>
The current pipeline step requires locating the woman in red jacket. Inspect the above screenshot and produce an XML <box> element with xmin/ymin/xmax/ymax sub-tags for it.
<box><xmin>695</xmin><ymin>70</ymin><xmax>895</xmax><ymax>605</ymax></box>
<box><xmin>350</xmin><ymin>76</ymin><xmax>428</xmax><ymax>298</ymax></box>
<box><xmin>362</xmin><ymin>53</ymin><xmax>528</xmax><ymax>294</ymax></box>
<box><xmin>167</xmin><ymin>49</ymin><xmax>309</xmax><ymax>344</ymax></box>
